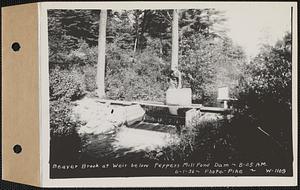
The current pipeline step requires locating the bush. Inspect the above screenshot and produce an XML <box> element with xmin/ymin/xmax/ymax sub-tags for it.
<box><xmin>49</xmin><ymin>100</ymin><xmax>77</xmax><ymax>136</ymax></box>
<box><xmin>49</xmin><ymin>66</ymin><xmax>87</xmax><ymax>161</ymax></box>
<box><xmin>233</xmin><ymin>33</ymin><xmax>292</xmax><ymax>153</ymax></box>
<box><xmin>49</xmin><ymin>99</ymin><xmax>84</xmax><ymax>162</ymax></box>
<box><xmin>147</xmin><ymin>115</ymin><xmax>238</xmax><ymax>162</ymax></box>
<box><xmin>49</xmin><ymin>80</ymin><xmax>86</xmax><ymax>162</ymax></box>
<box><xmin>82</xmin><ymin>65</ymin><xmax>97</xmax><ymax>92</ymax></box>
<box><xmin>66</xmin><ymin>40</ymin><xmax>98</xmax><ymax>66</ymax></box>
<box><xmin>49</xmin><ymin>67</ymin><xmax>86</xmax><ymax>101</ymax></box>
<box><xmin>106</xmin><ymin>48</ymin><xmax>169</xmax><ymax>102</ymax></box>
<box><xmin>179</xmin><ymin>34</ymin><xmax>246</xmax><ymax>106</ymax></box>
<box><xmin>49</xmin><ymin>40</ymin><xmax>98</xmax><ymax>70</ymax></box>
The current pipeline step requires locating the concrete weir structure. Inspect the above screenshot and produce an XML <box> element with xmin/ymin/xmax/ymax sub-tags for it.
<box><xmin>96</xmin><ymin>98</ymin><xmax>215</xmax><ymax>132</ymax></box>
<box><xmin>75</xmin><ymin>97</ymin><xmax>228</xmax><ymax>135</ymax></box>
<box><xmin>166</xmin><ymin>88</ymin><xmax>192</xmax><ymax>115</ymax></box>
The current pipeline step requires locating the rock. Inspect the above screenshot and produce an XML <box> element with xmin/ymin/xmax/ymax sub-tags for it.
<box><xmin>92</xmin><ymin>121</ymin><xmax>115</xmax><ymax>135</ymax></box>
<box><xmin>124</xmin><ymin>105</ymin><xmax>145</xmax><ymax>125</ymax></box>
<box><xmin>72</xmin><ymin>97</ymin><xmax>117</xmax><ymax>135</ymax></box>
<box><xmin>72</xmin><ymin>97</ymin><xmax>145</xmax><ymax>135</ymax></box>
<box><xmin>199</xmin><ymin>113</ymin><xmax>222</xmax><ymax>122</ymax></box>
<box><xmin>106</xmin><ymin>106</ymin><xmax>126</xmax><ymax>127</ymax></box>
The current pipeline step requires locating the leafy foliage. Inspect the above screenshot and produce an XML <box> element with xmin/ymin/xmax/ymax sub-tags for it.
<box><xmin>47</xmin><ymin>9</ymin><xmax>292</xmax><ymax>167</ymax></box>
<box><xmin>49</xmin><ymin>66</ymin><xmax>86</xmax><ymax>160</ymax></box>
<box><xmin>147</xmin><ymin>116</ymin><xmax>239</xmax><ymax>162</ymax></box>
<box><xmin>179</xmin><ymin>34</ymin><xmax>246</xmax><ymax>105</ymax></box>
<box><xmin>48</xmin><ymin>8</ymin><xmax>246</xmax><ymax>132</ymax></box>
<box><xmin>234</xmin><ymin>33</ymin><xmax>292</xmax><ymax>152</ymax></box>
<box><xmin>49</xmin><ymin>67</ymin><xmax>86</xmax><ymax>101</ymax></box>
<box><xmin>180</xmin><ymin>9</ymin><xmax>226</xmax><ymax>38</ymax></box>
<box><xmin>49</xmin><ymin>99</ymin><xmax>83</xmax><ymax>162</ymax></box>
<box><xmin>106</xmin><ymin>48</ymin><xmax>169</xmax><ymax>101</ymax></box>
<box><xmin>49</xmin><ymin>100</ymin><xmax>78</xmax><ymax>137</ymax></box>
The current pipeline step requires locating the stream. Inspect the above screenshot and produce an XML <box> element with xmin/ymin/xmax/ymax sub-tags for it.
<box><xmin>79</xmin><ymin>122</ymin><xmax>180</xmax><ymax>161</ymax></box>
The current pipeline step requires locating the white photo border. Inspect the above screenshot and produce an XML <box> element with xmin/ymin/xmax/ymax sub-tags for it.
<box><xmin>39</xmin><ymin>1</ymin><xmax>298</xmax><ymax>187</ymax></box>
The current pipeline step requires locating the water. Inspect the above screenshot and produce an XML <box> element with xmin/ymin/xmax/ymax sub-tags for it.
<box><xmin>80</xmin><ymin>122</ymin><xmax>180</xmax><ymax>161</ymax></box>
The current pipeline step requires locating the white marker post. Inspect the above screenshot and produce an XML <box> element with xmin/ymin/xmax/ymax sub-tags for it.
<box><xmin>217</xmin><ymin>86</ymin><xmax>230</xmax><ymax>109</ymax></box>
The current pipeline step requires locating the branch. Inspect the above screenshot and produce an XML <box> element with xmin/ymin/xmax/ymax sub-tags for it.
<box><xmin>167</xmin><ymin>11</ymin><xmax>172</xmax><ymax>22</ymax></box>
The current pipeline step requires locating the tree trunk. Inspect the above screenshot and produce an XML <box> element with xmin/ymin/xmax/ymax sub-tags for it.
<box><xmin>171</xmin><ymin>9</ymin><xmax>179</xmax><ymax>70</ymax></box>
<box><xmin>134</xmin><ymin>38</ymin><xmax>138</xmax><ymax>53</ymax></box>
<box><xmin>134</xmin><ymin>11</ymin><xmax>139</xmax><ymax>54</ymax></box>
<box><xmin>139</xmin><ymin>10</ymin><xmax>149</xmax><ymax>52</ymax></box>
<box><xmin>159</xmin><ymin>32</ymin><xmax>163</xmax><ymax>62</ymax></box>
<box><xmin>96</xmin><ymin>10</ymin><xmax>107</xmax><ymax>98</ymax></box>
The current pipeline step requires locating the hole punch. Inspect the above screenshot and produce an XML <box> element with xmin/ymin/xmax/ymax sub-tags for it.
<box><xmin>111</xmin><ymin>109</ymin><xmax>114</xmax><ymax>114</ymax></box>
<box><xmin>11</xmin><ymin>42</ymin><xmax>21</xmax><ymax>52</ymax></box>
<box><xmin>13</xmin><ymin>144</ymin><xmax>22</xmax><ymax>154</ymax></box>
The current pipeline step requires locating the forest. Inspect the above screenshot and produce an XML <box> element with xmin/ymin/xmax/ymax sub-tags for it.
<box><xmin>48</xmin><ymin>9</ymin><xmax>292</xmax><ymax>171</ymax></box>
<box><xmin>48</xmin><ymin>9</ymin><xmax>246</xmax><ymax>103</ymax></box>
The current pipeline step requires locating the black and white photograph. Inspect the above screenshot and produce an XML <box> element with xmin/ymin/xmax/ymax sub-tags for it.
<box><xmin>46</xmin><ymin>3</ymin><xmax>295</xmax><ymax>180</ymax></box>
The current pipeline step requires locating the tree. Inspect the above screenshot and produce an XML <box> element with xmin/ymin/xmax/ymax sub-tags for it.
<box><xmin>96</xmin><ymin>10</ymin><xmax>107</xmax><ymax>98</ymax></box>
<box><xmin>235</xmin><ymin>32</ymin><xmax>292</xmax><ymax>152</ymax></box>
<box><xmin>141</xmin><ymin>10</ymin><xmax>172</xmax><ymax>59</ymax></box>
<box><xmin>48</xmin><ymin>8</ymin><xmax>246</xmax><ymax>106</ymax></box>
<box><xmin>172</xmin><ymin>9</ymin><xmax>179</xmax><ymax>71</ymax></box>
<box><xmin>179</xmin><ymin>33</ymin><xmax>246</xmax><ymax>105</ymax></box>
<box><xmin>180</xmin><ymin>9</ymin><xmax>226</xmax><ymax>38</ymax></box>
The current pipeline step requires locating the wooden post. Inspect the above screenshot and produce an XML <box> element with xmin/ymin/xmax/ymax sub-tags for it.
<box><xmin>171</xmin><ymin>9</ymin><xmax>179</xmax><ymax>70</ymax></box>
<box><xmin>96</xmin><ymin>9</ymin><xmax>107</xmax><ymax>98</ymax></box>
<box><xmin>223</xmin><ymin>100</ymin><xmax>228</xmax><ymax>109</ymax></box>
